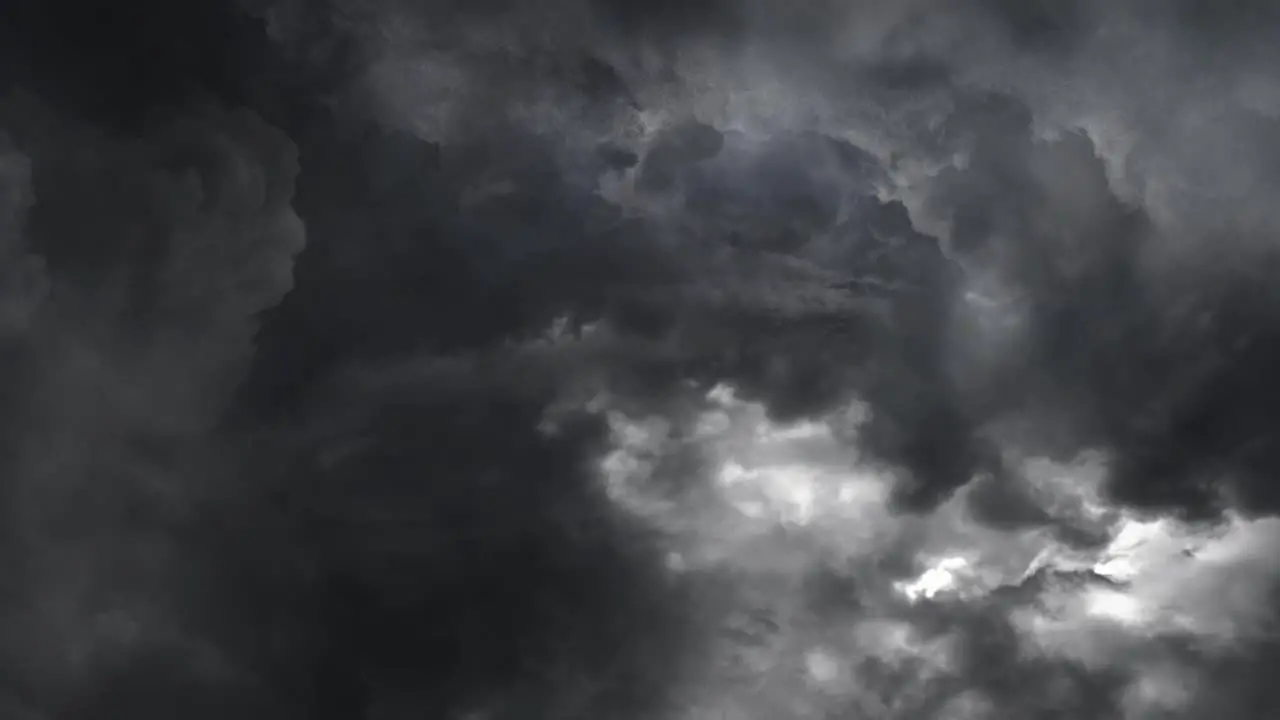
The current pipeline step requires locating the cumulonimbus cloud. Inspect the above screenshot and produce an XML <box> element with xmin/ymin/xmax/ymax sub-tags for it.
<box><xmin>4</xmin><ymin>0</ymin><xmax>1280</xmax><ymax>718</ymax></box>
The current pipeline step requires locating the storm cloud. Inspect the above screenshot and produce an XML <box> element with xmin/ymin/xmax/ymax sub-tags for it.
<box><xmin>2</xmin><ymin>0</ymin><xmax>1280</xmax><ymax>717</ymax></box>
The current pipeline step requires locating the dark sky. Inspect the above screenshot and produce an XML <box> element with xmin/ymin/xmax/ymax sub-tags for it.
<box><xmin>2</xmin><ymin>0</ymin><xmax>1280</xmax><ymax>718</ymax></box>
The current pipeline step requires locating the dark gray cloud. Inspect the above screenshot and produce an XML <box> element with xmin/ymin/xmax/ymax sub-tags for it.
<box><xmin>4</xmin><ymin>0</ymin><xmax>1280</xmax><ymax>718</ymax></box>
<box><xmin>0</xmin><ymin>89</ymin><xmax>306</xmax><ymax>717</ymax></box>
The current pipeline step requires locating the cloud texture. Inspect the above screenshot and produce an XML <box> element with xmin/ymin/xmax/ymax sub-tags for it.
<box><xmin>2</xmin><ymin>0</ymin><xmax>1280</xmax><ymax>717</ymax></box>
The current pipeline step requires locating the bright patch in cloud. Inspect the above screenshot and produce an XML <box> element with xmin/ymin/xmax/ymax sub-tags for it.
<box><xmin>583</xmin><ymin>385</ymin><xmax>1280</xmax><ymax>718</ymax></box>
<box><xmin>896</xmin><ymin>556</ymin><xmax>972</xmax><ymax>601</ymax></box>
<box><xmin>1083</xmin><ymin>587</ymin><xmax>1146</xmax><ymax>625</ymax></box>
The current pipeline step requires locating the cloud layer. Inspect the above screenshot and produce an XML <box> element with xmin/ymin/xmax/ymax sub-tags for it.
<box><xmin>2</xmin><ymin>0</ymin><xmax>1280</xmax><ymax>717</ymax></box>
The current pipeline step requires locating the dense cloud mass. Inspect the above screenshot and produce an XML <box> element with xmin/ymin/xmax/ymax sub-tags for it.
<box><xmin>2</xmin><ymin>0</ymin><xmax>1280</xmax><ymax>717</ymax></box>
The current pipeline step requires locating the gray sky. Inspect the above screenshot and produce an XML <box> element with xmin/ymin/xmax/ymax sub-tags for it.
<box><xmin>2</xmin><ymin>0</ymin><xmax>1280</xmax><ymax>717</ymax></box>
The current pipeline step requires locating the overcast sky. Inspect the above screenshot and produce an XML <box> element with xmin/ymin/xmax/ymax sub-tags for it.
<box><xmin>2</xmin><ymin>0</ymin><xmax>1280</xmax><ymax>718</ymax></box>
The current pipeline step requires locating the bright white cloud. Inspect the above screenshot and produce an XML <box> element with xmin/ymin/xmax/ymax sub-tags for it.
<box><xmin>583</xmin><ymin>384</ymin><xmax>1280</xmax><ymax>718</ymax></box>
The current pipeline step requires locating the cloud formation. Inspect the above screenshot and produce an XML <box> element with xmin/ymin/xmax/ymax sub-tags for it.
<box><xmin>3</xmin><ymin>0</ymin><xmax>1280</xmax><ymax>717</ymax></box>
<box><xmin>0</xmin><ymin>89</ymin><xmax>305</xmax><ymax>717</ymax></box>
